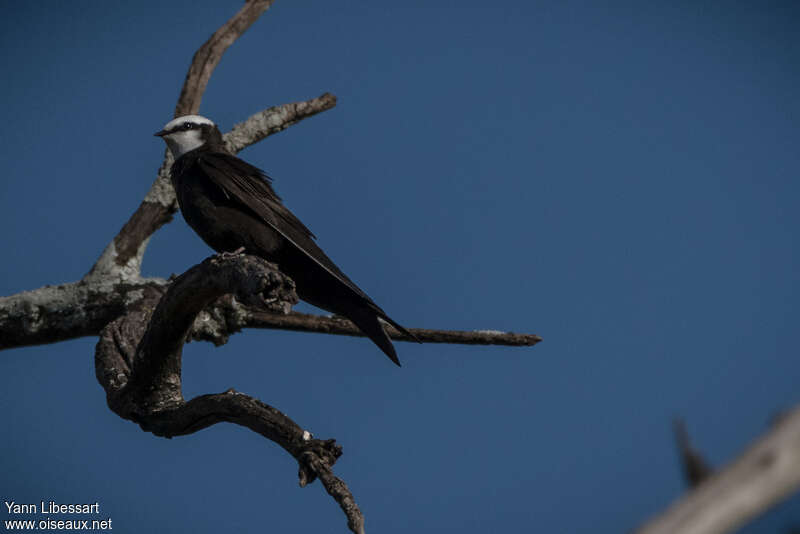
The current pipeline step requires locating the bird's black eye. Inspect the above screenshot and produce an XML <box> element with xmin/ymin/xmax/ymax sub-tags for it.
<box><xmin>183</xmin><ymin>122</ymin><xmax>194</xmax><ymax>130</ymax></box>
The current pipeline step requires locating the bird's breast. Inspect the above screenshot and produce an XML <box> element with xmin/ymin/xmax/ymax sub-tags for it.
<box><xmin>174</xmin><ymin>170</ymin><xmax>283</xmax><ymax>256</ymax></box>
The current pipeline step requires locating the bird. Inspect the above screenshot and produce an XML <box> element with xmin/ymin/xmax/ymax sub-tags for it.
<box><xmin>155</xmin><ymin>114</ymin><xmax>415</xmax><ymax>366</ymax></box>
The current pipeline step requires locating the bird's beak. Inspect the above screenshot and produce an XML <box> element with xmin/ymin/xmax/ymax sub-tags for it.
<box><xmin>154</xmin><ymin>130</ymin><xmax>168</xmax><ymax>137</ymax></box>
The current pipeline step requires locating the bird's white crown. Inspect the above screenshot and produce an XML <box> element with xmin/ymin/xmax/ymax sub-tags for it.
<box><xmin>161</xmin><ymin>114</ymin><xmax>215</xmax><ymax>132</ymax></box>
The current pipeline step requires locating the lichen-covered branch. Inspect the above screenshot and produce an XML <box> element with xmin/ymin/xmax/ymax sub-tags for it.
<box><xmin>636</xmin><ymin>408</ymin><xmax>800</xmax><ymax>534</ymax></box>
<box><xmin>0</xmin><ymin>277</ymin><xmax>167</xmax><ymax>350</ymax></box>
<box><xmin>95</xmin><ymin>254</ymin><xmax>364</xmax><ymax>533</ymax></box>
<box><xmin>224</xmin><ymin>93</ymin><xmax>338</xmax><ymax>153</ymax></box>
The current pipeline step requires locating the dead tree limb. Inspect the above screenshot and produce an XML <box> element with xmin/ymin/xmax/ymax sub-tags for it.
<box><xmin>0</xmin><ymin>277</ymin><xmax>167</xmax><ymax>350</ymax></box>
<box><xmin>0</xmin><ymin>281</ymin><xmax>539</xmax><ymax>351</ymax></box>
<box><xmin>636</xmin><ymin>408</ymin><xmax>800</xmax><ymax>534</ymax></box>
<box><xmin>175</xmin><ymin>0</ymin><xmax>275</xmax><ymax>117</ymax></box>
<box><xmin>95</xmin><ymin>253</ymin><xmax>365</xmax><ymax>533</ymax></box>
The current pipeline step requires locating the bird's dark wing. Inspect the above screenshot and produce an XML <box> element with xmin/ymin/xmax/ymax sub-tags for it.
<box><xmin>195</xmin><ymin>151</ymin><xmax>419</xmax><ymax>354</ymax></box>
<box><xmin>196</xmin><ymin>151</ymin><xmax>375</xmax><ymax>304</ymax></box>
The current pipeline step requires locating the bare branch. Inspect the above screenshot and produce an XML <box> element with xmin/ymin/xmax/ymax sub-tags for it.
<box><xmin>84</xmin><ymin>189</ymin><xmax>177</xmax><ymax>281</ymax></box>
<box><xmin>303</xmin><ymin>452</ymin><xmax>366</xmax><ymax>534</ymax></box>
<box><xmin>0</xmin><ymin>277</ymin><xmax>167</xmax><ymax>350</ymax></box>
<box><xmin>225</xmin><ymin>93</ymin><xmax>338</xmax><ymax>153</ymax></box>
<box><xmin>175</xmin><ymin>0</ymin><xmax>276</xmax><ymax>117</ymax></box>
<box><xmin>245</xmin><ymin>310</ymin><xmax>542</xmax><ymax>347</ymax></box>
<box><xmin>95</xmin><ymin>254</ymin><xmax>364</xmax><ymax>533</ymax></box>
<box><xmin>636</xmin><ymin>408</ymin><xmax>800</xmax><ymax>534</ymax></box>
<box><xmin>2</xmin><ymin>274</ymin><xmax>539</xmax><ymax>352</ymax></box>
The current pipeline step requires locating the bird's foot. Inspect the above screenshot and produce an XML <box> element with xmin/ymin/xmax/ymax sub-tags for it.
<box><xmin>216</xmin><ymin>246</ymin><xmax>246</xmax><ymax>260</ymax></box>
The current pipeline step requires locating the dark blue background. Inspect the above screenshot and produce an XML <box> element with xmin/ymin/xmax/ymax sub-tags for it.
<box><xmin>2</xmin><ymin>2</ymin><xmax>798</xmax><ymax>532</ymax></box>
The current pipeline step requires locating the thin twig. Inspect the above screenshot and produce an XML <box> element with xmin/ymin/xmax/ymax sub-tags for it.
<box><xmin>245</xmin><ymin>310</ymin><xmax>542</xmax><ymax>346</ymax></box>
<box><xmin>304</xmin><ymin>452</ymin><xmax>366</xmax><ymax>534</ymax></box>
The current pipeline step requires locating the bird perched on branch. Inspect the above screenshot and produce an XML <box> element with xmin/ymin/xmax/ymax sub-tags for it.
<box><xmin>155</xmin><ymin>115</ymin><xmax>415</xmax><ymax>366</ymax></box>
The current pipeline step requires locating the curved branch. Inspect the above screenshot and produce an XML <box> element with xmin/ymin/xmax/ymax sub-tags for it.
<box><xmin>97</xmin><ymin>254</ymin><xmax>296</xmax><ymax>404</ymax></box>
<box><xmin>95</xmin><ymin>253</ymin><xmax>365</xmax><ymax>532</ymax></box>
<box><xmin>304</xmin><ymin>452</ymin><xmax>365</xmax><ymax>534</ymax></box>
<box><xmin>175</xmin><ymin>0</ymin><xmax>276</xmax><ymax>117</ymax></box>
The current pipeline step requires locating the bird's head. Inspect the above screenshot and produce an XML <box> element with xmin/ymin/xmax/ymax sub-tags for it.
<box><xmin>155</xmin><ymin>115</ymin><xmax>223</xmax><ymax>159</ymax></box>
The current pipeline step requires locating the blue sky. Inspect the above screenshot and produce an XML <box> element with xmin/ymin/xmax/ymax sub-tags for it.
<box><xmin>1</xmin><ymin>1</ymin><xmax>799</xmax><ymax>532</ymax></box>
